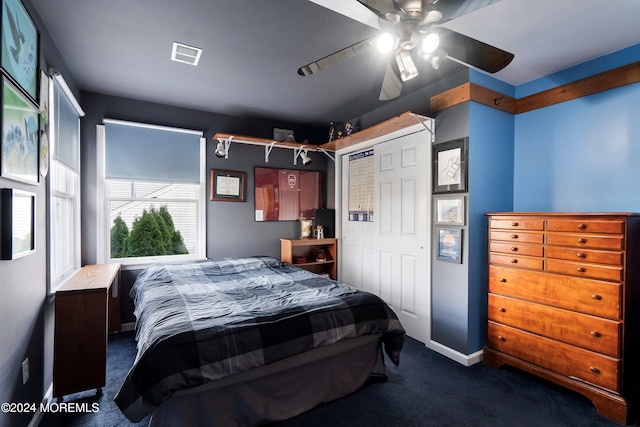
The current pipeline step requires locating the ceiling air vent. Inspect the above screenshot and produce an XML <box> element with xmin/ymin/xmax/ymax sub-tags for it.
<box><xmin>171</xmin><ymin>42</ymin><xmax>202</xmax><ymax>66</ymax></box>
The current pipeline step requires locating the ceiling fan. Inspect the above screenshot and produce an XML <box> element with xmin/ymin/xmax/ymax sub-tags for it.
<box><xmin>298</xmin><ymin>0</ymin><xmax>514</xmax><ymax>100</ymax></box>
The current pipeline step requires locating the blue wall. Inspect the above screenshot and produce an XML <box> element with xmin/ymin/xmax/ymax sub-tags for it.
<box><xmin>514</xmin><ymin>44</ymin><xmax>640</xmax><ymax>212</ymax></box>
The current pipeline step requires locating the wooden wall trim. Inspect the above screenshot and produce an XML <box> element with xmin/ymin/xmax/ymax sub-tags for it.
<box><xmin>516</xmin><ymin>61</ymin><xmax>640</xmax><ymax>113</ymax></box>
<box><xmin>430</xmin><ymin>61</ymin><xmax>640</xmax><ymax>115</ymax></box>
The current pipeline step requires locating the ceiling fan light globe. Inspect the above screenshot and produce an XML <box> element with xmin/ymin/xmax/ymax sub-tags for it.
<box><xmin>376</xmin><ymin>33</ymin><xmax>395</xmax><ymax>53</ymax></box>
<box><xmin>396</xmin><ymin>51</ymin><xmax>418</xmax><ymax>81</ymax></box>
<box><xmin>422</xmin><ymin>32</ymin><xmax>439</xmax><ymax>55</ymax></box>
<box><xmin>429</xmin><ymin>49</ymin><xmax>447</xmax><ymax>70</ymax></box>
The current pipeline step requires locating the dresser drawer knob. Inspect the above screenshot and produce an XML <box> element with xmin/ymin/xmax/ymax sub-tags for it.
<box><xmin>511</xmin><ymin>222</ymin><xmax>519</xmax><ymax>227</ymax></box>
<box><xmin>590</xmin><ymin>366</ymin><xmax>601</xmax><ymax>374</ymax></box>
<box><xmin>577</xmin><ymin>238</ymin><xmax>587</xmax><ymax>244</ymax></box>
<box><xmin>577</xmin><ymin>267</ymin><xmax>586</xmax><ymax>273</ymax></box>
<box><xmin>511</xmin><ymin>234</ymin><xmax>519</xmax><ymax>239</ymax></box>
<box><xmin>590</xmin><ymin>331</ymin><xmax>601</xmax><ymax>338</ymax></box>
<box><xmin>511</xmin><ymin>247</ymin><xmax>518</xmax><ymax>252</ymax></box>
<box><xmin>499</xmin><ymin>278</ymin><xmax>507</xmax><ymax>283</ymax></box>
<box><xmin>498</xmin><ymin>307</ymin><xmax>506</xmax><ymax>312</ymax></box>
<box><xmin>498</xmin><ymin>335</ymin><xmax>506</xmax><ymax>342</ymax></box>
<box><xmin>591</xmin><ymin>294</ymin><xmax>602</xmax><ymax>300</ymax></box>
<box><xmin>576</xmin><ymin>252</ymin><xmax>586</xmax><ymax>258</ymax></box>
<box><xmin>578</xmin><ymin>223</ymin><xmax>587</xmax><ymax>230</ymax></box>
<box><xmin>510</xmin><ymin>259</ymin><xmax>518</xmax><ymax>264</ymax></box>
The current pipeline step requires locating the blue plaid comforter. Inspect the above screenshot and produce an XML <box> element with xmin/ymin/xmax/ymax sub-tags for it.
<box><xmin>115</xmin><ymin>257</ymin><xmax>405</xmax><ymax>422</ymax></box>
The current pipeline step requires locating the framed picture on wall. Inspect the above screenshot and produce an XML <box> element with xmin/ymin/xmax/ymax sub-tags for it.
<box><xmin>210</xmin><ymin>169</ymin><xmax>245</xmax><ymax>202</ymax></box>
<box><xmin>1</xmin><ymin>75</ymin><xmax>39</xmax><ymax>184</ymax></box>
<box><xmin>1</xmin><ymin>0</ymin><xmax>40</xmax><ymax>104</ymax></box>
<box><xmin>433</xmin><ymin>138</ymin><xmax>468</xmax><ymax>194</ymax></box>
<box><xmin>437</xmin><ymin>227</ymin><xmax>463</xmax><ymax>263</ymax></box>
<box><xmin>434</xmin><ymin>195</ymin><xmax>465</xmax><ymax>225</ymax></box>
<box><xmin>0</xmin><ymin>188</ymin><xmax>35</xmax><ymax>260</ymax></box>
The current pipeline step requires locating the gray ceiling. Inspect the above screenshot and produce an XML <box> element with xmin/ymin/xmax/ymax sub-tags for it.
<box><xmin>29</xmin><ymin>0</ymin><xmax>640</xmax><ymax>127</ymax></box>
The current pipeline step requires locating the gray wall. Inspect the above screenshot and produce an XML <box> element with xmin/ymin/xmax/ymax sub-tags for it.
<box><xmin>0</xmin><ymin>1</ymin><xmax>78</xmax><ymax>426</ymax></box>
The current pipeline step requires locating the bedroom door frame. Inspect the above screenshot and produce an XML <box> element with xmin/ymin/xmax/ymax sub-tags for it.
<box><xmin>334</xmin><ymin>117</ymin><xmax>434</xmax><ymax>345</ymax></box>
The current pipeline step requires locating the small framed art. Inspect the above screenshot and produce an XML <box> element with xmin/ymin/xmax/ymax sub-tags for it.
<box><xmin>0</xmin><ymin>188</ymin><xmax>35</xmax><ymax>259</ymax></box>
<box><xmin>210</xmin><ymin>169</ymin><xmax>245</xmax><ymax>202</ymax></box>
<box><xmin>1</xmin><ymin>0</ymin><xmax>40</xmax><ymax>104</ymax></box>
<box><xmin>433</xmin><ymin>138</ymin><xmax>468</xmax><ymax>194</ymax></box>
<box><xmin>1</xmin><ymin>75</ymin><xmax>39</xmax><ymax>184</ymax></box>
<box><xmin>434</xmin><ymin>195</ymin><xmax>465</xmax><ymax>226</ymax></box>
<box><xmin>437</xmin><ymin>227</ymin><xmax>463</xmax><ymax>263</ymax></box>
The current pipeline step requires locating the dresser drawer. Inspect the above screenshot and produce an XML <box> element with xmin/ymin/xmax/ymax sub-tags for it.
<box><xmin>490</xmin><ymin>230</ymin><xmax>543</xmax><ymax>244</ymax></box>
<box><xmin>489</xmin><ymin>241</ymin><xmax>543</xmax><ymax>257</ymax></box>
<box><xmin>488</xmin><ymin>294</ymin><xmax>621</xmax><ymax>357</ymax></box>
<box><xmin>547</xmin><ymin>219</ymin><xmax>624</xmax><ymax>234</ymax></box>
<box><xmin>545</xmin><ymin>259</ymin><xmax>623</xmax><ymax>282</ymax></box>
<box><xmin>490</xmin><ymin>218</ymin><xmax>544</xmax><ymax>231</ymax></box>
<box><xmin>489</xmin><ymin>266</ymin><xmax>621</xmax><ymax>319</ymax></box>
<box><xmin>489</xmin><ymin>253</ymin><xmax>543</xmax><ymax>270</ymax></box>
<box><xmin>546</xmin><ymin>233</ymin><xmax>623</xmax><ymax>250</ymax></box>
<box><xmin>487</xmin><ymin>322</ymin><xmax>620</xmax><ymax>392</ymax></box>
<box><xmin>545</xmin><ymin>247</ymin><xmax>623</xmax><ymax>266</ymax></box>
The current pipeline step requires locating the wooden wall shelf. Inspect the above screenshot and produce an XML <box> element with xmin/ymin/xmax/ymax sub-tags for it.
<box><xmin>212</xmin><ymin>111</ymin><xmax>433</xmax><ymax>156</ymax></box>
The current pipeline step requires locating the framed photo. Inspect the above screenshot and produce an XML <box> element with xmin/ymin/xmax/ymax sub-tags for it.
<box><xmin>1</xmin><ymin>0</ymin><xmax>40</xmax><ymax>104</ymax></box>
<box><xmin>210</xmin><ymin>169</ymin><xmax>245</xmax><ymax>202</ymax></box>
<box><xmin>433</xmin><ymin>138</ymin><xmax>468</xmax><ymax>193</ymax></box>
<box><xmin>1</xmin><ymin>75</ymin><xmax>39</xmax><ymax>184</ymax></box>
<box><xmin>0</xmin><ymin>188</ymin><xmax>35</xmax><ymax>260</ymax></box>
<box><xmin>437</xmin><ymin>227</ymin><xmax>463</xmax><ymax>263</ymax></box>
<box><xmin>273</xmin><ymin>127</ymin><xmax>294</xmax><ymax>142</ymax></box>
<box><xmin>434</xmin><ymin>195</ymin><xmax>465</xmax><ymax>225</ymax></box>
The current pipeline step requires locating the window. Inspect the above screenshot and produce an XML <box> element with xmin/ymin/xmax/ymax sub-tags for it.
<box><xmin>97</xmin><ymin>120</ymin><xmax>205</xmax><ymax>266</ymax></box>
<box><xmin>49</xmin><ymin>74</ymin><xmax>84</xmax><ymax>293</ymax></box>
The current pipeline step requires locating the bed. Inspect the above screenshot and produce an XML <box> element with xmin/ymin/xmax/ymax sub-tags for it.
<box><xmin>114</xmin><ymin>256</ymin><xmax>405</xmax><ymax>426</ymax></box>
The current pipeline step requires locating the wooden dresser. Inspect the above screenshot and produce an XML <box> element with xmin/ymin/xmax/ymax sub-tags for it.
<box><xmin>483</xmin><ymin>213</ymin><xmax>640</xmax><ymax>424</ymax></box>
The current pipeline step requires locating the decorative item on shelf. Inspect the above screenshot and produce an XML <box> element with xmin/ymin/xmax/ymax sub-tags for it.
<box><xmin>327</xmin><ymin>121</ymin><xmax>343</xmax><ymax>142</ymax></box>
<box><xmin>273</xmin><ymin>128</ymin><xmax>294</xmax><ymax>142</ymax></box>
<box><xmin>315</xmin><ymin>225</ymin><xmax>324</xmax><ymax>239</ymax></box>
<box><xmin>300</xmin><ymin>219</ymin><xmax>313</xmax><ymax>238</ymax></box>
<box><xmin>315</xmin><ymin>249</ymin><xmax>327</xmax><ymax>262</ymax></box>
<box><xmin>293</xmin><ymin>255</ymin><xmax>307</xmax><ymax>264</ymax></box>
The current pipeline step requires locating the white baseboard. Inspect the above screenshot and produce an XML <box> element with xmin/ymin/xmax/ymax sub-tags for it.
<box><xmin>29</xmin><ymin>383</ymin><xmax>53</xmax><ymax>427</ymax></box>
<box><xmin>426</xmin><ymin>340</ymin><xmax>484</xmax><ymax>367</ymax></box>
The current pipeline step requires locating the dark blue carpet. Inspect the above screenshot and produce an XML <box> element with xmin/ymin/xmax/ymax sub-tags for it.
<box><xmin>41</xmin><ymin>332</ymin><xmax>624</xmax><ymax>426</ymax></box>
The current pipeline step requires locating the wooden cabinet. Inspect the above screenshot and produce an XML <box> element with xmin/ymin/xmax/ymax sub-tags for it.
<box><xmin>484</xmin><ymin>213</ymin><xmax>640</xmax><ymax>424</ymax></box>
<box><xmin>53</xmin><ymin>263</ymin><xmax>121</xmax><ymax>399</ymax></box>
<box><xmin>281</xmin><ymin>238</ymin><xmax>337</xmax><ymax>280</ymax></box>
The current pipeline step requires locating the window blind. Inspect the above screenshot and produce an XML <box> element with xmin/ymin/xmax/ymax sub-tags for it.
<box><xmin>104</xmin><ymin>120</ymin><xmax>202</xmax><ymax>184</ymax></box>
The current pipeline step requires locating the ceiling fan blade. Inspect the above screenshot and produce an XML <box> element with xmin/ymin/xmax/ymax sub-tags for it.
<box><xmin>356</xmin><ymin>0</ymin><xmax>398</xmax><ymax>20</ymax></box>
<box><xmin>379</xmin><ymin>61</ymin><xmax>402</xmax><ymax>100</ymax></box>
<box><xmin>297</xmin><ymin>37</ymin><xmax>376</xmax><ymax>76</ymax></box>
<box><xmin>437</xmin><ymin>0</ymin><xmax>502</xmax><ymax>23</ymax></box>
<box><xmin>438</xmin><ymin>27</ymin><xmax>514</xmax><ymax>73</ymax></box>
